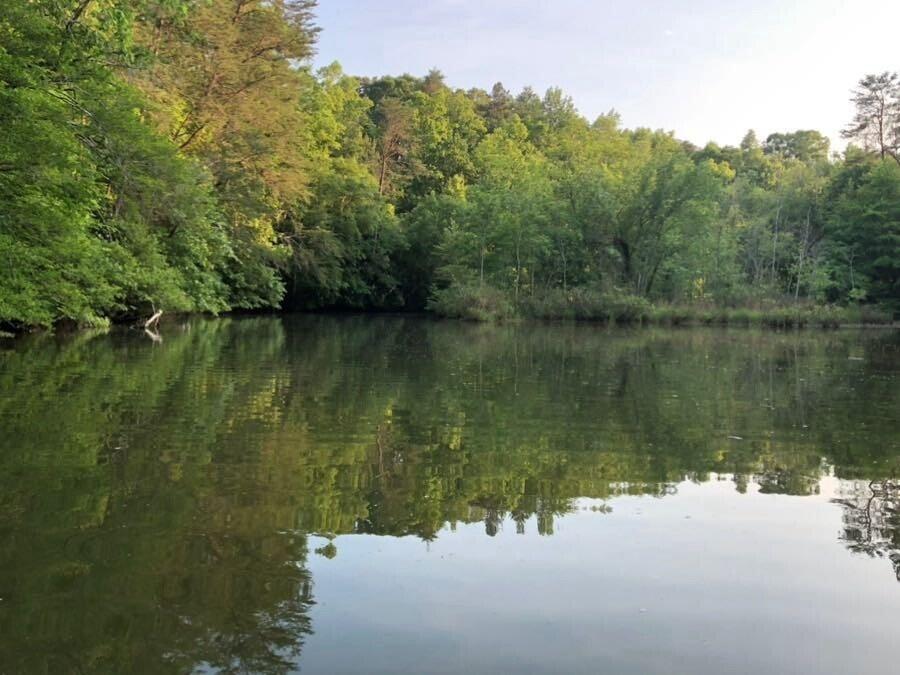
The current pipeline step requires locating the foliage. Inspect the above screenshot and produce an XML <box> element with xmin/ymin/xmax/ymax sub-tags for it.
<box><xmin>283</xmin><ymin>158</ymin><xmax>403</xmax><ymax>309</ymax></box>
<box><xmin>518</xmin><ymin>288</ymin><xmax>651</xmax><ymax>323</ymax></box>
<box><xmin>841</xmin><ymin>72</ymin><xmax>900</xmax><ymax>163</ymax></box>
<box><xmin>428</xmin><ymin>283</ymin><xmax>515</xmax><ymax>322</ymax></box>
<box><xmin>1</xmin><ymin>2</ymin><xmax>897</xmax><ymax>328</ymax></box>
<box><xmin>827</xmin><ymin>160</ymin><xmax>900</xmax><ymax>308</ymax></box>
<box><xmin>0</xmin><ymin>0</ymin><xmax>234</xmax><ymax>326</ymax></box>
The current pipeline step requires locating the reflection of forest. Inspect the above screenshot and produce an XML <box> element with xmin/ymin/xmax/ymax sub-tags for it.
<box><xmin>833</xmin><ymin>481</ymin><xmax>900</xmax><ymax>581</ymax></box>
<box><xmin>0</xmin><ymin>317</ymin><xmax>897</xmax><ymax>672</ymax></box>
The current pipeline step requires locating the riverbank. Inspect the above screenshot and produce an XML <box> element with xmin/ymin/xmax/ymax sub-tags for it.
<box><xmin>1</xmin><ymin>295</ymin><xmax>895</xmax><ymax>336</ymax></box>
<box><xmin>429</xmin><ymin>286</ymin><xmax>896</xmax><ymax>328</ymax></box>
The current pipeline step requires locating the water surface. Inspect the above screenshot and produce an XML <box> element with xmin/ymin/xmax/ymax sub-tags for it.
<box><xmin>1</xmin><ymin>317</ymin><xmax>898</xmax><ymax>674</ymax></box>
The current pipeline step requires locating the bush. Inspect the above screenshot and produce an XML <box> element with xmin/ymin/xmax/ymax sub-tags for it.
<box><xmin>430</xmin><ymin>283</ymin><xmax>895</xmax><ymax>328</ymax></box>
<box><xmin>604</xmin><ymin>292</ymin><xmax>653</xmax><ymax>323</ymax></box>
<box><xmin>838</xmin><ymin>305</ymin><xmax>893</xmax><ymax>325</ymax></box>
<box><xmin>648</xmin><ymin>305</ymin><xmax>700</xmax><ymax>325</ymax></box>
<box><xmin>645</xmin><ymin>303</ymin><xmax>893</xmax><ymax>329</ymax></box>
<box><xmin>520</xmin><ymin>289</ymin><xmax>651</xmax><ymax>323</ymax></box>
<box><xmin>428</xmin><ymin>284</ymin><xmax>515</xmax><ymax>322</ymax></box>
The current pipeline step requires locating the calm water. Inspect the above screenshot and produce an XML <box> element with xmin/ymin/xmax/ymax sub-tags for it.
<box><xmin>1</xmin><ymin>316</ymin><xmax>899</xmax><ymax>674</ymax></box>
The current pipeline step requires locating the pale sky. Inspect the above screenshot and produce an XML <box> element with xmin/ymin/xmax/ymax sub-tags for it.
<box><xmin>313</xmin><ymin>0</ymin><xmax>900</xmax><ymax>152</ymax></box>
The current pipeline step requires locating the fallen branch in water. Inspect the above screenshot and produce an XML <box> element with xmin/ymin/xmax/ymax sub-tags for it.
<box><xmin>144</xmin><ymin>327</ymin><xmax>162</xmax><ymax>343</ymax></box>
<box><xmin>144</xmin><ymin>309</ymin><xmax>163</xmax><ymax>330</ymax></box>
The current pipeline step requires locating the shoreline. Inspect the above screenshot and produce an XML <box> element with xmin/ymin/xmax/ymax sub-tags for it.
<box><xmin>2</xmin><ymin>308</ymin><xmax>897</xmax><ymax>339</ymax></box>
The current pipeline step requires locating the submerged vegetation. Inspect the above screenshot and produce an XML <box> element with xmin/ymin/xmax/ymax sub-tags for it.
<box><xmin>1</xmin><ymin>1</ymin><xmax>899</xmax><ymax>329</ymax></box>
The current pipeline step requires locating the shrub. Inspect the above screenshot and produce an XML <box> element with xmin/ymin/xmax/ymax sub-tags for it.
<box><xmin>520</xmin><ymin>289</ymin><xmax>651</xmax><ymax>323</ymax></box>
<box><xmin>428</xmin><ymin>284</ymin><xmax>515</xmax><ymax>322</ymax></box>
<box><xmin>431</xmin><ymin>283</ymin><xmax>895</xmax><ymax>328</ymax></box>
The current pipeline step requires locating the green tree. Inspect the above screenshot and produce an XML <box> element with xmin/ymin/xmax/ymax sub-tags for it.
<box><xmin>827</xmin><ymin>159</ymin><xmax>900</xmax><ymax>306</ymax></box>
<box><xmin>284</xmin><ymin>159</ymin><xmax>403</xmax><ymax>309</ymax></box>
<box><xmin>842</xmin><ymin>72</ymin><xmax>900</xmax><ymax>164</ymax></box>
<box><xmin>764</xmin><ymin>130</ymin><xmax>830</xmax><ymax>164</ymax></box>
<box><xmin>610</xmin><ymin>132</ymin><xmax>727</xmax><ymax>297</ymax></box>
<box><xmin>131</xmin><ymin>0</ymin><xmax>320</xmax><ymax>309</ymax></box>
<box><xmin>0</xmin><ymin>0</ymin><xmax>233</xmax><ymax>326</ymax></box>
<box><xmin>437</xmin><ymin>119</ymin><xmax>553</xmax><ymax>301</ymax></box>
<box><xmin>408</xmin><ymin>87</ymin><xmax>486</xmax><ymax>199</ymax></box>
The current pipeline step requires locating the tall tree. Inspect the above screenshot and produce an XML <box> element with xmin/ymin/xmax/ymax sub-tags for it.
<box><xmin>842</xmin><ymin>72</ymin><xmax>900</xmax><ymax>163</ymax></box>
<box><xmin>372</xmin><ymin>98</ymin><xmax>418</xmax><ymax>198</ymax></box>
<box><xmin>764</xmin><ymin>130</ymin><xmax>830</xmax><ymax>164</ymax></box>
<box><xmin>0</xmin><ymin>0</ymin><xmax>233</xmax><ymax>326</ymax></box>
<box><xmin>828</xmin><ymin>160</ymin><xmax>900</xmax><ymax>306</ymax></box>
<box><xmin>131</xmin><ymin>0</ymin><xmax>320</xmax><ymax>309</ymax></box>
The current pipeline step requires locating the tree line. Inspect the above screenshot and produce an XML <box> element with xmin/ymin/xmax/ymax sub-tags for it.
<box><xmin>1</xmin><ymin>1</ymin><xmax>898</xmax><ymax>328</ymax></box>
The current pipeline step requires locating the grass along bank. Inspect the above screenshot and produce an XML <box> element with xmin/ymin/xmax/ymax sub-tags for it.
<box><xmin>429</xmin><ymin>285</ymin><xmax>895</xmax><ymax>328</ymax></box>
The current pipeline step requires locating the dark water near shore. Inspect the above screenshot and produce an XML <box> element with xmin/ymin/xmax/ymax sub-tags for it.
<box><xmin>1</xmin><ymin>316</ymin><xmax>899</xmax><ymax>674</ymax></box>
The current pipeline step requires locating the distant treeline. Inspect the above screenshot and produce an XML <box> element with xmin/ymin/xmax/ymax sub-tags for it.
<box><xmin>1</xmin><ymin>1</ymin><xmax>898</xmax><ymax>328</ymax></box>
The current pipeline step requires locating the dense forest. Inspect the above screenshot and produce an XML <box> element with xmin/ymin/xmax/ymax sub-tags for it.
<box><xmin>1</xmin><ymin>1</ymin><xmax>899</xmax><ymax>329</ymax></box>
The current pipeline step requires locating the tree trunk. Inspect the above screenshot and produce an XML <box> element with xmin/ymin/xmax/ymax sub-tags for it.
<box><xmin>479</xmin><ymin>242</ymin><xmax>485</xmax><ymax>289</ymax></box>
<box><xmin>378</xmin><ymin>153</ymin><xmax>389</xmax><ymax>195</ymax></box>
<box><xmin>771</xmin><ymin>204</ymin><xmax>781</xmax><ymax>287</ymax></box>
<box><xmin>561</xmin><ymin>248</ymin><xmax>567</xmax><ymax>292</ymax></box>
<box><xmin>794</xmin><ymin>208</ymin><xmax>811</xmax><ymax>301</ymax></box>
<box><xmin>514</xmin><ymin>238</ymin><xmax>521</xmax><ymax>304</ymax></box>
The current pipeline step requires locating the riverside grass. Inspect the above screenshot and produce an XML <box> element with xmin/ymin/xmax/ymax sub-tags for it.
<box><xmin>430</xmin><ymin>286</ymin><xmax>894</xmax><ymax>327</ymax></box>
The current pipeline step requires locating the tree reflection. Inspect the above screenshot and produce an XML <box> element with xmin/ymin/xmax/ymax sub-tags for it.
<box><xmin>833</xmin><ymin>480</ymin><xmax>900</xmax><ymax>581</ymax></box>
<box><xmin>0</xmin><ymin>317</ymin><xmax>898</xmax><ymax>671</ymax></box>
<box><xmin>0</xmin><ymin>464</ymin><xmax>316</xmax><ymax>674</ymax></box>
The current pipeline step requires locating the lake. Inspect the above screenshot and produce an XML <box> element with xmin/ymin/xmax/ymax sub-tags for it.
<box><xmin>1</xmin><ymin>316</ymin><xmax>898</xmax><ymax>674</ymax></box>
